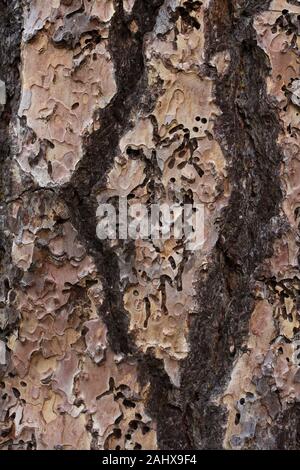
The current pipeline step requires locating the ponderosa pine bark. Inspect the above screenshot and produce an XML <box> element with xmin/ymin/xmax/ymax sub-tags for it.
<box><xmin>1</xmin><ymin>0</ymin><xmax>300</xmax><ymax>450</ymax></box>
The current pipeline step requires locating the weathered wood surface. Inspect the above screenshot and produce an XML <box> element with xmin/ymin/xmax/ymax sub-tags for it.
<box><xmin>0</xmin><ymin>0</ymin><xmax>300</xmax><ymax>450</ymax></box>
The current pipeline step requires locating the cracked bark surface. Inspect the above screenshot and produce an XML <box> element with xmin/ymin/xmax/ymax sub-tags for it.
<box><xmin>1</xmin><ymin>0</ymin><xmax>300</xmax><ymax>450</ymax></box>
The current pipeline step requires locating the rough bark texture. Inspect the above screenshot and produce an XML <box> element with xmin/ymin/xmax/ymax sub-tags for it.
<box><xmin>1</xmin><ymin>0</ymin><xmax>300</xmax><ymax>450</ymax></box>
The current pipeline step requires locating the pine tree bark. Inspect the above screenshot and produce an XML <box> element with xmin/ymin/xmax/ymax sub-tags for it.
<box><xmin>1</xmin><ymin>0</ymin><xmax>300</xmax><ymax>450</ymax></box>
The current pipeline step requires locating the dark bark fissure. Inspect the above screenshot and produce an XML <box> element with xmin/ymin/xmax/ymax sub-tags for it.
<box><xmin>0</xmin><ymin>0</ymin><xmax>22</xmax><ymax>377</ymax></box>
<box><xmin>59</xmin><ymin>0</ymin><xmax>287</xmax><ymax>449</ymax></box>
<box><xmin>145</xmin><ymin>0</ymin><xmax>285</xmax><ymax>449</ymax></box>
<box><xmin>61</xmin><ymin>0</ymin><xmax>165</xmax><ymax>355</ymax></box>
<box><xmin>272</xmin><ymin>402</ymin><xmax>300</xmax><ymax>449</ymax></box>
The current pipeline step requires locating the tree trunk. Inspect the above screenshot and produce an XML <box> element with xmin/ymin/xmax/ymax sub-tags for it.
<box><xmin>0</xmin><ymin>0</ymin><xmax>300</xmax><ymax>450</ymax></box>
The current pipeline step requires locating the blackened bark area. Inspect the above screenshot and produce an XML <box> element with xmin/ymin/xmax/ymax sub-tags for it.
<box><xmin>0</xmin><ymin>0</ymin><xmax>22</xmax><ymax>375</ymax></box>
<box><xmin>61</xmin><ymin>0</ymin><xmax>164</xmax><ymax>354</ymax></box>
<box><xmin>146</xmin><ymin>0</ymin><xmax>284</xmax><ymax>449</ymax></box>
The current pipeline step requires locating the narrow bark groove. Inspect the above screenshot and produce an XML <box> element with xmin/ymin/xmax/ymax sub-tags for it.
<box><xmin>61</xmin><ymin>0</ymin><xmax>165</xmax><ymax>354</ymax></box>
<box><xmin>0</xmin><ymin>0</ymin><xmax>22</xmax><ymax>378</ymax></box>
<box><xmin>146</xmin><ymin>0</ymin><xmax>285</xmax><ymax>449</ymax></box>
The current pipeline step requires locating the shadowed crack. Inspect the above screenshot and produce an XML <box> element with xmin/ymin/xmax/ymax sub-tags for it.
<box><xmin>0</xmin><ymin>0</ymin><xmax>23</xmax><ymax>379</ymax></box>
<box><xmin>60</xmin><ymin>0</ymin><xmax>286</xmax><ymax>449</ymax></box>
<box><xmin>61</xmin><ymin>0</ymin><xmax>164</xmax><ymax>354</ymax></box>
<box><xmin>143</xmin><ymin>0</ymin><xmax>285</xmax><ymax>449</ymax></box>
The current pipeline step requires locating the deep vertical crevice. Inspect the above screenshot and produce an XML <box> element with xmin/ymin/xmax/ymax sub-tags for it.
<box><xmin>61</xmin><ymin>0</ymin><xmax>165</xmax><ymax>353</ymax></box>
<box><xmin>0</xmin><ymin>0</ymin><xmax>293</xmax><ymax>451</ymax></box>
<box><xmin>0</xmin><ymin>0</ymin><xmax>23</xmax><ymax>378</ymax></box>
<box><xmin>146</xmin><ymin>0</ymin><xmax>285</xmax><ymax>449</ymax></box>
